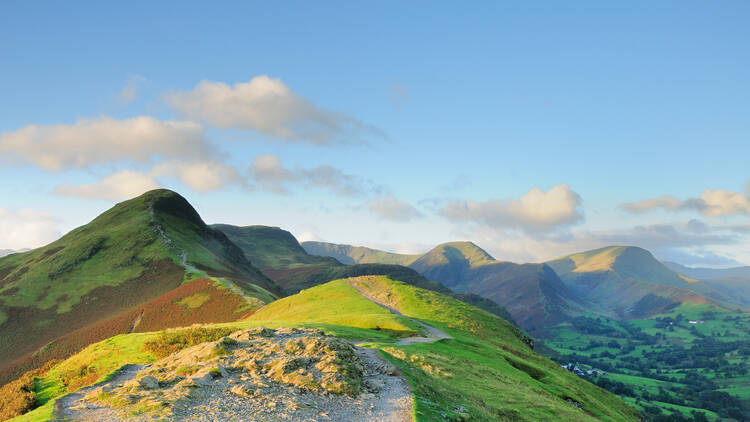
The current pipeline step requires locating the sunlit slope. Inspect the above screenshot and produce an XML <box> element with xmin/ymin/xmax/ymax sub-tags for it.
<box><xmin>664</xmin><ymin>261</ymin><xmax>750</xmax><ymax>307</ymax></box>
<box><xmin>304</xmin><ymin>240</ymin><xmax>582</xmax><ymax>333</ymax></box>
<box><xmin>11</xmin><ymin>276</ymin><xmax>639</xmax><ymax>422</ymax></box>
<box><xmin>216</xmin><ymin>225</ymin><xmax>517</xmax><ymax>323</ymax></box>
<box><xmin>0</xmin><ymin>190</ymin><xmax>278</xmax><ymax>385</ymax></box>
<box><xmin>547</xmin><ymin>246</ymin><xmax>729</xmax><ymax>316</ymax></box>
<box><xmin>301</xmin><ymin>241</ymin><xmax>421</xmax><ymax>266</ymax></box>
<box><xmin>249</xmin><ymin>276</ymin><xmax>638</xmax><ymax>421</ymax></box>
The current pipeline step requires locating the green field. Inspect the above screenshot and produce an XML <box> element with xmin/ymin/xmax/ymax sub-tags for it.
<box><xmin>544</xmin><ymin>303</ymin><xmax>750</xmax><ymax>420</ymax></box>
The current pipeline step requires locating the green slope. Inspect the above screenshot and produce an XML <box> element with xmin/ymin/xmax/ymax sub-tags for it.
<box><xmin>0</xmin><ymin>190</ymin><xmax>278</xmax><ymax>385</ymax></box>
<box><xmin>304</xmin><ymin>240</ymin><xmax>581</xmax><ymax>333</ymax></box>
<box><xmin>215</xmin><ymin>225</ymin><xmax>518</xmax><ymax>324</ymax></box>
<box><xmin>12</xmin><ymin>276</ymin><xmax>639</xmax><ymax>422</ymax></box>
<box><xmin>301</xmin><ymin>241</ymin><xmax>421</xmax><ymax>266</ymax></box>
<box><xmin>664</xmin><ymin>261</ymin><xmax>750</xmax><ymax>307</ymax></box>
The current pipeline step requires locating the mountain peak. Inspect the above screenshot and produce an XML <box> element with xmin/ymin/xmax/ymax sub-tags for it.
<box><xmin>418</xmin><ymin>241</ymin><xmax>496</xmax><ymax>268</ymax></box>
<box><xmin>93</xmin><ymin>189</ymin><xmax>205</xmax><ymax>229</ymax></box>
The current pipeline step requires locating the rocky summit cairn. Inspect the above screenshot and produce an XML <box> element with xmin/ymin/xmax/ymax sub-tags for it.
<box><xmin>74</xmin><ymin>327</ymin><xmax>405</xmax><ymax>421</ymax></box>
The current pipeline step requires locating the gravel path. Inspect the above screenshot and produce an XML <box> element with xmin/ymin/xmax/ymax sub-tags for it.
<box><xmin>52</xmin><ymin>330</ymin><xmax>413</xmax><ymax>422</ymax></box>
<box><xmin>53</xmin><ymin>364</ymin><xmax>146</xmax><ymax>421</ymax></box>
<box><xmin>348</xmin><ymin>279</ymin><xmax>453</xmax><ymax>346</ymax></box>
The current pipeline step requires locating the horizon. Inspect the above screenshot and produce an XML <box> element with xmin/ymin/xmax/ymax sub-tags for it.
<box><xmin>2</xmin><ymin>1</ymin><xmax>750</xmax><ymax>267</ymax></box>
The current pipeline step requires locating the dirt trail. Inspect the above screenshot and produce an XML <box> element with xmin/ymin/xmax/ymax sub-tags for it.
<box><xmin>348</xmin><ymin>279</ymin><xmax>452</xmax><ymax>346</ymax></box>
<box><xmin>53</xmin><ymin>364</ymin><xmax>146</xmax><ymax>421</ymax></box>
<box><xmin>52</xmin><ymin>330</ymin><xmax>413</xmax><ymax>422</ymax></box>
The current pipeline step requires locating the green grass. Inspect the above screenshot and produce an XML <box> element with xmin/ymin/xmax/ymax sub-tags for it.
<box><xmin>10</xmin><ymin>275</ymin><xmax>639</xmax><ymax>422</ymax></box>
<box><xmin>544</xmin><ymin>303</ymin><xmax>750</xmax><ymax>420</ymax></box>
<box><xmin>247</xmin><ymin>279</ymin><xmax>424</xmax><ymax>337</ymax></box>
<box><xmin>34</xmin><ymin>332</ymin><xmax>161</xmax><ymax>405</ymax></box>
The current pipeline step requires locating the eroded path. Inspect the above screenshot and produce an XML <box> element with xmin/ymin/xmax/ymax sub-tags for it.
<box><xmin>348</xmin><ymin>279</ymin><xmax>452</xmax><ymax>346</ymax></box>
<box><xmin>52</xmin><ymin>328</ymin><xmax>413</xmax><ymax>422</ymax></box>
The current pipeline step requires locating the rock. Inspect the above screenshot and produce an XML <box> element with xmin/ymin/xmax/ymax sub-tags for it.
<box><xmin>217</xmin><ymin>365</ymin><xmax>230</xmax><ymax>378</ymax></box>
<box><xmin>230</xmin><ymin>384</ymin><xmax>254</xmax><ymax>397</ymax></box>
<box><xmin>376</xmin><ymin>362</ymin><xmax>398</xmax><ymax>376</ymax></box>
<box><xmin>364</xmin><ymin>378</ymin><xmax>385</xmax><ymax>392</ymax></box>
<box><xmin>139</xmin><ymin>376</ymin><xmax>160</xmax><ymax>390</ymax></box>
<box><xmin>191</xmin><ymin>373</ymin><xmax>213</xmax><ymax>386</ymax></box>
<box><xmin>360</xmin><ymin>393</ymin><xmax>376</xmax><ymax>400</ymax></box>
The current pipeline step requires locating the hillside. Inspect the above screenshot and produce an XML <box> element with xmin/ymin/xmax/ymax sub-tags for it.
<box><xmin>215</xmin><ymin>225</ymin><xmax>517</xmax><ymax>323</ymax></box>
<box><xmin>546</xmin><ymin>246</ymin><xmax>729</xmax><ymax>317</ymax></box>
<box><xmin>0</xmin><ymin>190</ymin><xmax>279</xmax><ymax>386</ymax></box>
<box><xmin>10</xmin><ymin>276</ymin><xmax>639</xmax><ymax>422</ymax></box>
<box><xmin>301</xmin><ymin>241</ymin><xmax>420</xmax><ymax>266</ymax></box>
<box><xmin>304</xmin><ymin>240</ymin><xmax>582</xmax><ymax>333</ymax></box>
<box><xmin>664</xmin><ymin>262</ymin><xmax>750</xmax><ymax>307</ymax></box>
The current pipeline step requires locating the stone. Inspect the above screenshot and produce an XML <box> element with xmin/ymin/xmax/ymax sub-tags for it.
<box><xmin>139</xmin><ymin>376</ymin><xmax>160</xmax><ymax>390</ymax></box>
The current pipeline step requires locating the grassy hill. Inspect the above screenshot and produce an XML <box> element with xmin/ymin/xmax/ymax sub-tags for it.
<box><xmin>546</xmin><ymin>246</ymin><xmax>731</xmax><ymax>317</ymax></box>
<box><xmin>664</xmin><ymin>262</ymin><xmax>750</xmax><ymax>308</ymax></box>
<box><xmin>0</xmin><ymin>190</ymin><xmax>279</xmax><ymax>387</ymax></box>
<box><xmin>304</xmin><ymin>240</ymin><xmax>581</xmax><ymax>333</ymax></box>
<box><xmin>215</xmin><ymin>225</ymin><xmax>518</xmax><ymax>324</ymax></box>
<box><xmin>9</xmin><ymin>276</ymin><xmax>639</xmax><ymax>422</ymax></box>
<box><xmin>301</xmin><ymin>241</ymin><xmax>421</xmax><ymax>266</ymax></box>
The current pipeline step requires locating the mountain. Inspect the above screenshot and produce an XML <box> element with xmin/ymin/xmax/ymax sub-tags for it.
<box><xmin>0</xmin><ymin>190</ymin><xmax>279</xmax><ymax>385</ymax></box>
<box><xmin>304</xmin><ymin>240</ymin><xmax>582</xmax><ymax>333</ymax></box>
<box><xmin>215</xmin><ymin>225</ymin><xmax>518</xmax><ymax>324</ymax></box>
<box><xmin>546</xmin><ymin>246</ymin><xmax>727</xmax><ymax>317</ymax></box>
<box><xmin>664</xmin><ymin>261</ymin><xmax>750</xmax><ymax>307</ymax></box>
<box><xmin>300</xmin><ymin>241</ymin><xmax>420</xmax><ymax>266</ymax></box>
<box><xmin>0</xmin><ymin>251</ymin><xmax>15</xmax><ymax>259</ymax></box>
<box><xmin>9</xmin><ymin>275</ymin><xmax>639</xmax><ymax>422</ymax></box>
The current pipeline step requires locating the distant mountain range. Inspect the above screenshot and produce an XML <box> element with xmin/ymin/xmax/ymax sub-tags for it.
<box><xmin>303</xmin><ymin>241</ymin><xmax>749</xmax><ymax>334</ymax></box>
<box><xmin>0</xmin><ymin>189</ymin><xmax>746</xmax><ymax>421</ymax></box>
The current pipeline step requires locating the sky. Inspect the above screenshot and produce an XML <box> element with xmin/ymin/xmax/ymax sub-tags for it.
<box><xmin>1</xmin><ymin>1</ymin><xmax>749</xmax><ymax>266</ymax></box>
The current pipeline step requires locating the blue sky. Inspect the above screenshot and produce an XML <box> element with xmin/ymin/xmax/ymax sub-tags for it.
<box><xmin>1</xmin><ymin>1</ymin><xmax>749</xmax><ymax>266</ymax></box>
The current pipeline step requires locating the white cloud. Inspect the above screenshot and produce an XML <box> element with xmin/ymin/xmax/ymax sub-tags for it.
<box><xmin>250</xmin><ymin>154</ymin><xmax>379</xmax><ymax>196</ymax></box>
<box><xmin>369</xmin><ymin>195</ymin><xmax>422</xmax><ymax>222</ymax></box>
<box><xmin>152</xmin><ymin>161</ymin><xmax>245</xmax><ymax>192</ymax></box>
<box><xmin>165</xmin><ymin>76</ymin><xmax>384</xmax><ymax>145</ymax></box>
<box><xmin>0</xmin><ymin>116</ymin><xmax>210</xmax><ymax>171</ymax></box>
<box><xmin>0</xmin><ymin>208</ymin><xmax>61</xmax><ymax>250</ymax></box>
<box><xmin>53</xmin><ymin>170</ymin><xmax>161</xmax><ymax>201</ymax></box>
<box><xmin>296</xmin><ymin>231</ymin><xmax>323</xmax><ymax>243</ymax></box>
<box><xmin>452</xmin><ymin>220</ymin><xmax>744</xmax><ymax>264</ymax></box>
<box><xmin>621</xmin><ymin>188</ymin><xmax>750</xmax><ymax>217</ymax></box>
<box><xmin>440</xmin><ymin>184</ymin><xmax>583</xmax><ymax>233</ymax></box>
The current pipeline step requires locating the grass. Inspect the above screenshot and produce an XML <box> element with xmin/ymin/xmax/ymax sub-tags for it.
<box><xmin>9</xmin><ymin>275</ymin><xmax>639</xmax><ymax>422</ymax></box>
<box><xmin>347</xmin><ymin>276</ymin><xmax>638</xmax><ymax>421</ymax></box>
<box><xmin>544</xmin><ymin>303</ymin><xmax>750</xmax><ymax>420</ymax></box>
<box><xmin>247</xmin><ymin>279</ymin><xmax>425</xmax><ymax>337</ymax></box>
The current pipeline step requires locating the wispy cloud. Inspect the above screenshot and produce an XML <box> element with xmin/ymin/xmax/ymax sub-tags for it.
<box><xmin>440</xmin><ymin>184</ymin><xmax>583</xmax><ymax>233</ymax></box>
<box><xmin>116</xmin><ymin>75</ymin><xmax>147</xmax><ymax>107</ymax></box>
<box><xmin>0</xmin><ymin>207</ymin><xmax>61</xmax><ymax>250</ymax></box>
<box><xmin>621</xmin><ymin>187</ymin><xmax>750</xmax><ymax>217</ymax></box>
<box><xmin>165</xmin><ymin>76</ymin><xmax>385</xmax><ymax>145</ymax></box>
<box><xmin>250</xmin><ymin>154</ymin><xmax>380</xmax><ymax>196</ymax></box>
<box><xmin>369</xmin><ymin>195</ymin><xmax>423</xmax><ymax>222</ymax></box>
<box><xmin>151</xmin><ymin>160</ymin><xmax>246</xmax><ymax>192</ymax></box>
<box><xmin>53</xmin><ymin>170</ymin><xmax>161</xmax><ymax>201</ymax></box>
<box><xmin>0</xmin><ymin>116</ymin><xmax>211</xmax><ymax>171</ymax></box>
